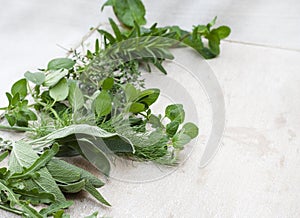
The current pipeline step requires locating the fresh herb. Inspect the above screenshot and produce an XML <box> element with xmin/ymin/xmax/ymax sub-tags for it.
<box><xmin>0</xmin><ymin>0</ymin><xmax>230</xmax><ymax>217</ymax></box>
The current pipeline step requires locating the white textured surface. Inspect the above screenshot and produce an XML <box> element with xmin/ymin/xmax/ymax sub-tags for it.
<box><xmin>0</xmin><ymin>1</ymin><xmax>300</xmax><ymax>218</ymax></box>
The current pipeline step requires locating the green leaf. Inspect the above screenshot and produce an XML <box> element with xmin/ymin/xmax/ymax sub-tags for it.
<box><xmin>10</xmin><ymin>144</ymin><xmax>59</xmax><ymax>180</ymax></box>
<box><xmin>47</xmin><ymin>58</ymin><xmax>75</xmax><ymax>71</ymax></box>
<box><xmin>68</xmin><ymin>81</ymin><xmax>84</xmax><ymax>111</ymax></box>
<box><xmin>5</xmin><ymin>92</ymin><xmax>13</xmax><ymax>107</ymax></box>
<box><xmin>148</xmin><ymin>114</ymin><xmax>163</xmax><ymax>128</ymax></box>
<box><xmin>5</xmin><ymin>114</ymin><xmax>16</xmax><ymax>126</ymax></box>
<box><xmin>47</xmin><ymin>159</ymin><xmax>104</xmax><ymax>188</ymax></box>
<box><xmin>24</xmin><ymin>72</ymin><xmax>45</xmax><ymax>85</ymax></box>
<box><xmin>39</xmin><ymin>201</ymin><xmax>73</xmax><ymax>216</ymax></box>
<box><xmin>0</xmin><ymin>151</ymin><xmax>8</xmax><ymax>162</ymax></box>
<box><xmin>20</xmin><ymin>202</ymin><xmax>43</xmax><ymax>218</ymax></box>
<box><xmin>212</xmin><ymin>26</ymin><xmax>231</xmax><ymax>39</ymax></box>
<box><xmin>129</xmin><ymin>102</ymin><xmax>145</xmax><ymax>113</ymax></box>
<box><xmin>172</xmin><ymin>132</ymin><xmax>192</xmax><ymax>149</ymax></box>
<box><xmin>85</xmin><ymin>211</ymin><xmax>99</xmax><ymax>218</ymax></box>
<box><xmin>59</xmin><ymin>179</ymin><xmax>86</xmax><ymax>193</ymax></box>
<box><xmin>50</xmin><ymin>78</ymin><xmax>69</xmax><ymax>101</ymax></box>
<box><xmin>135</xmin><ymin>88</ymin><xmax>160</xmax><ymax>107</ymax></box>
<box><xmin>46</xmin><ymin>159</ymin><xmax>81</xmax><ymax>184</ymax></box>
<box><xmin>93</xmin><ymin>91</ymin><xmax>112</xmax><ymax>117</ymax></box>
<box><xmin>44</xmin><ymin>69</ymin><xmax>68</xmax><ymax>87</ymax></box>
<box><xmin>108</xmin><ymin>18</ymin><xmax>123</xmax><ymax>42</ymax></box>
<box><xmin>165</xmin><ymin>104</ymin><xmax>185</xmax><ymax>123</ymax></box>
<box><xmin>0</xmin><ymin>180</ymin><xmax>20</xmax><ymax>207</ymax></box>
<box><xmin>15</xmin><ymin>188</ymin><xmax>55</xmax><ymax>205</ymax></box>
<box><xmin>11</xmin><ymin>78</ymin><xmax>27</xmax><ymax>99</ymax></box>
<box><xmin>9</xmin><ymin>141</ymin><xmax>66</xmax><ymax>203</ymax></box>
<box><xmin>125</xmin><ymin>84</ymin><xmax>139</xmax><ymax>102</ymax></box>
<box><xmin>103</xmin><ymin>0</ymin><xmax>146</xmax><ymax>27</ymax></box>
<box><xmin>181</xmin><ymin>122</ymin><xmax>199</xmax><ymax>139</ymax></box>
<box><xmin>84</xmin><ymin>181</ymin><xmax>111</xmax><ymax>206</ymax></box>
<box><xmin>101</xmin><ymin>77</ymin><xmax>114</xmax><ymax>90</ymax></box>
<box><xmin>76</xmin><ymin>138</ymin><xmax>111</xmax><ymax>176</ymax></box>
<box><xmin>166</xmin><ymin>121</ymin><xmax>180</xmax><ymax>138</ymax></box>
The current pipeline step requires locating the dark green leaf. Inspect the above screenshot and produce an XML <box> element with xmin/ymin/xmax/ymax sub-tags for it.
<box><xmin>212</xmin><ymin>26</ymin><xmax>231</xmax><ymax>39</ymax></box>
<box><xmin>108</xmin><ymin>18</ymin><xmax>123</xmax><ymax>42</ymax></box>
<box><xmin>5</xmin><ymin>114</ymin><xmax>16</xmax><ymax>126</ymax></box>
<box><xmin>102</xmin><ymin>77</ymin><xmax>114</xmax><ymax>90</ymax></box>
<box><xmin>166</xmin><ymin>121</ymin><xmax>180</xmax><ymax>138</ymax></box>
<box><xmin>0</xmin><ymin>151</ymin><xmax>8</xmax><ymax>162</ymax></box>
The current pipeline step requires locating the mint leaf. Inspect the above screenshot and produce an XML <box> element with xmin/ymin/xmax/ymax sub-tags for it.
<box><xmin>50</xmin><ymin>78</ymin><xmax>69</xmax><ymax>101</ymax></box>
<box><xmin>93</xmin><ymin>91</ymin><xmax>112</xmax><ymax>117</ymax></box>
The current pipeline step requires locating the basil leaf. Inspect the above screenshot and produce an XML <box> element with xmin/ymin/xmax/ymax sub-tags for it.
<box><xmin>50</xmin><ymin>78</ymin><xmax>69</xmax><ymax>101</ymax></box>
<box><xmin>47</xmin><ymin>58</ymin><xmax>75</xmax><ymax>71</ymax></box>
<box><xmin>24</xmin><ymin>71</ymin><xmax>45</xmax><ymax>85</ymax></box>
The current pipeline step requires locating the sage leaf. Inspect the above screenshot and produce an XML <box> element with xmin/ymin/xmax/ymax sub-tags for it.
<box><xmin>44</xmin><ymin>69</ymin><xmax>68</xmax><ymax>87</ymax></box>
<box><xmin>47</xmin><ymin>159</ymin><xmax>104</xmax><ymax>188</ymax></box>
<box><xmin>68</xmin><ymin>81</ymin><xmax>84</xmax><ymax>111</ymax></box>
<box><xmin>59</xmin><ymin>179</ymin><xmax>86</xmax><ymax>193</ymax></box>
<box><xmin>24</xmin><ymin>71</ymin><xmax>45</xmax><ymax>85</ymax></box>
<box><xmin>39</xmin><ymin>201</ymin><xmax>73</xmax><ymax>216</ymax></box>
<box><xmin>47</xmin><ymin>58</ymin><xmax>75</xmax><ymax>71</ymax></box>
<box><xmin>50</xmin><ymin>78</ymin><xmax>69</xmax><ymax>101</ymax></box>
<box><xmin>9</xmin><ymin>141</ymin><xmax>66</xmax><ymax>203</ymax></box>
<box><xmin>15</xmin><ymin>188</ymin><xmax>55</xmax><ymax>205</ymax></box>
<box><xmin>84</xmin><ymin>181</ymin><xmax>111</xmax><ymax>206</ymax></box>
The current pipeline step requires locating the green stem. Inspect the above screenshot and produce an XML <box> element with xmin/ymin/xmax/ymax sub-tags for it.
<box><xmin>0</xmin><ymin>125</ymin><xmax>34</xmax><ymax>132</ymax></box>
<box><xmin>0</xmin><ymin>204</ymin><xmax>23</xmax><ymax>216</ymax></box>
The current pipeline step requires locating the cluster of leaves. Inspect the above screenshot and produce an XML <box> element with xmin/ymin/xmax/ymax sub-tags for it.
<box><xmin>0</xmin><ymin>0</ymin><xmax>231</xmax><ymax>217</ymax></box>
<box><xmin>0</xmin><ymin>143</ymin><xmax>106</xmax><ymax>217</ymax></box>
<box><xmin>102</xmin><ymin>0</ymin><xmax>231</xmax><ymax>59</ymax></box>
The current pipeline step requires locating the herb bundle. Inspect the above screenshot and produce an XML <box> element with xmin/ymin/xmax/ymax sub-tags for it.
<box><xmin>0</xmin><ymin>0</ymin><xmax>230</xmax><ymax>217</ymax></box>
